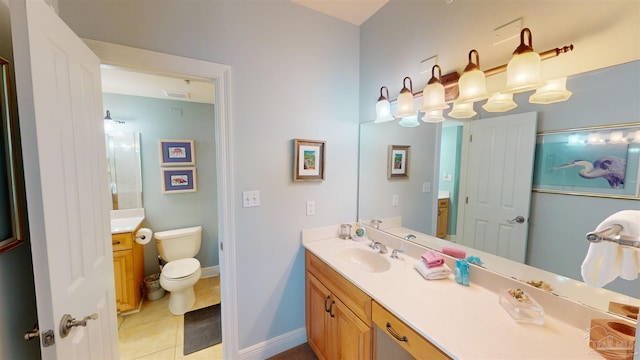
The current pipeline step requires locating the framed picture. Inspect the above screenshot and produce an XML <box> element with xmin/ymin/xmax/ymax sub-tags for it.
<box><xmin>293</xmin><ymin>139</ymin><xmax>326</xmax><ymax>181</ymax></box>
<box><xmin>161</xmin><ymin>167</ymin><xmax>198</xmax><ymax>194</ymax></box>
<box><xmin>0</xmin><ymin>57</ymin><xmax>25</xmax><ymax>254</ymax></box>
<box><xmin>388</xmin><ymin>145</ymin><xmax>410</xmax><ymax>179</ymax></box>
<box><xmin>532</xmin><ymin>123</ymin><xmax>640</xmax><ymax>199</ymax></box>
<box><xmin>159</xmin><ymin>139</ymin><xmax>195</xmax><ymax>166</ymax></box>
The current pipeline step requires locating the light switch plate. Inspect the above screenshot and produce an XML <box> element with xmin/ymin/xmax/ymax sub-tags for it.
<box><xmin>306</xmin><ymin>201</ymin><xmax>315</xmax><ymax>216</ymax></box>
<box><xmin>242</xmin><ymin>190</ymin><xmax>260</xmax><ymax>207</ymax></box>
<box><xmin>392</xmin><ymin>194</ymin><xmax>399</xmax><ymax>207</ymax></box>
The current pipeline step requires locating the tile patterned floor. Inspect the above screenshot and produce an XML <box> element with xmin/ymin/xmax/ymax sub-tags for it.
<box><xmin>118</xmin><ymin>276</ymin><xmax>222</xmax><ymax>360</ymax></box>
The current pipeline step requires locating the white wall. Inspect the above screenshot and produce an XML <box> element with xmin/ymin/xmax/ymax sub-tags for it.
<box><xmin>58</xmin><ymin>0</ymin><xmax>360</xmax><ymax>350</ymax></box>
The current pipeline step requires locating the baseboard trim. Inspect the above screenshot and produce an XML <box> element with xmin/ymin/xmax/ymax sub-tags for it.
<box><xmin>237</xmin><ymin>327</ymin><xmax>307</xmax><ymax>360</ymax></box>
<box><xmin>201</xmin><ymin>265</ymin><xmax>219</xmax><ymax>278</ymax></box>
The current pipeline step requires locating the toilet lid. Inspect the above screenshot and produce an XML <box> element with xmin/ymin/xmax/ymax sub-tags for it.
<box><xmin>163</xmin><ymin>258</ymin><xmax>200</xmax><ymax>279</ymax></box>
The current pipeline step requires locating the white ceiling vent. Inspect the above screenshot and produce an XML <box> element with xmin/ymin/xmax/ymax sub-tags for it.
<box><xmin>163</xmin><ymin>90</ymin><xmax>190</xmax><ymax>99</ymax></box>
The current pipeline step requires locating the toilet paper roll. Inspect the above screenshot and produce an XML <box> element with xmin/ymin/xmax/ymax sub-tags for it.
<box><xmin>135</xmin><ymin>228</ymin><xmax>153</xmax><ymax>245</ymax></box>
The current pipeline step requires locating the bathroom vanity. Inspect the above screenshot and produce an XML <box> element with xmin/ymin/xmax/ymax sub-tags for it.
<box><xmin>303</xmin><ymin>225</ymin><xmax>629</xmax><ymax>359</ymax></box>
<box><xmin>111</xmin><ymin>209</ymin><xmax>146</xmax><ymax>313</ymax></box>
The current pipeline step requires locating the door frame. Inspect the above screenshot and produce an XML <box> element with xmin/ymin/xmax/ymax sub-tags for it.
<box><xmin>83</xmin><ymin>39</ymin><xmax>238</xmax><ymax>358</ymax></box>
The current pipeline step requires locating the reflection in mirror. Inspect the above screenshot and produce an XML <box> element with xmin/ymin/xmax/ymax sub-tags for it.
<box><xmin>0</xmin><ymin>57</ymin><xmax>25</xmax><ymax>253</ymax></box>
<box><xmin>357</xmin><ymin>62</ymin><xmax>640</xmax><ymax>316</ymax></box>
<box><xmin>105</xmin><ymin>130</ymin><xmax>142</xmax><ymax>210</ymax></box>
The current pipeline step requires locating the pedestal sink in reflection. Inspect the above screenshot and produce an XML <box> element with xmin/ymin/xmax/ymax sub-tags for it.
<box><xmin>337</xmin><ymin>247</ymin><xmax>391</xmax><ymax>273</ymax></box>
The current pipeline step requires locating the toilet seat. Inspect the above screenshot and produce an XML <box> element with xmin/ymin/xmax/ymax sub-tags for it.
<box><xmin>162</xmin><ymin>258</ymin><xmax>200</xmax><ymax>279</ymax></box>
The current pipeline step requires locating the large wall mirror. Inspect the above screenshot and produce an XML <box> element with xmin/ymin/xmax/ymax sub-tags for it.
<box><xmin>358</xmin><ymin>61</ymin><xmax>640</xmax><ymax>317</ymax></box>
<box><xmin>105</xmin><ymin>126</ymin><xmax>143</xmax><ymax>210</ymax></box>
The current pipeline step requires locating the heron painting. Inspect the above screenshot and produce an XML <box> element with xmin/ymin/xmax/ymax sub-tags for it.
<box><xmin>552</xmin><ymin>156</ymin><xmax>626</xmax><ymax>189</ymax></box>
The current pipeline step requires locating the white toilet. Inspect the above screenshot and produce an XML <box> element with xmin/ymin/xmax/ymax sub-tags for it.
<box><xmin>155</xmin><ymin>226</ymin><xmax>202</xmax><ymax>315</ymax></box>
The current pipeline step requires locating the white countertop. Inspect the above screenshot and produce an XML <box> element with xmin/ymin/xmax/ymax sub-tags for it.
<box><xmin>303</xmin><ymin>234</ymin><xmax>605</xmax><ymax>359</ymax></box>
<box><xmin>110</xmin><ymin>208</ymin><xmax>145</xmax><ymax>234</ymax></box>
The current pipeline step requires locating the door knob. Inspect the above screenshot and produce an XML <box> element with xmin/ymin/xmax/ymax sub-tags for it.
<box><xmin>508</xmin><ymin>216</ymin><xmax>525</xmax><ymax>224</ymax></box>
<box><xmin>24</xmin><ymin>324</ymin><xmax>39</xmax><ymax>341</ymax></box>
<box><xmin>59</xmin><ymin>313</ymin><xmax>98</xmax><ymax>338</ymax></box>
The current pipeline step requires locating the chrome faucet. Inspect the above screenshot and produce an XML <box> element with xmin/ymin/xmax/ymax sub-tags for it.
<box><xmin>370</xmin><ymin>241</ymin><xmax>388</xmax><ymax>254</ymax></box>
<box><xmin>404</xmin><ymin>234</ymin><xmax>416</xmax><ymax>241</ymax></box>
<box><xmin>370</xmin><ymin>219</ymin><xmax>382</xmax><ymax>229</ymax></box>
<box><xmin>391</xmin><ymin>248</ymin><xmax>404</xmax><ymax>259</ymax></box>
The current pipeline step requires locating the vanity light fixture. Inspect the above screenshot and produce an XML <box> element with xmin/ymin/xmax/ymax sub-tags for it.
<box><xmin>633</xmin><ymin>130</ymin><xmax>640</xmax><ymax>143</ymax></box>
<box><xmin>529</xmin><ymin>77</ymin><xmax>572</xmax><ymax>104</ymax></box>
<box><xmin>395</xmin><ymin>76</ymin><xmax>417</xmax><ymax>119</ymax></box>
<box><xmin>587</xmin><ymin>132</ymin><xmax>605</xmax><ymax>145</ymax></box>
<box><xmin>104</xmin><ymin>110</ymin><xmax>125</xmax><ymax>124</ymax></box>
<box><xmin>482</xmin><ymin>92</ymin><xmax>518</xmax><ymax>113</ymax></box>
<box><xmin>374</xmin><ymin>27</ymin><xmax>575</xmax><ymax>121</ymax></box>
<box><xmin>457</xmin><ymin>50</ymin><xmax>489</xmax><ymax>104</ymax></box>
<box><xmin>447</xmin><ymin>101</ymin><xmax>477</xmax><ymax>119</ymax></box>
<box><xmin>420</xmin><ymin>65</ymin><xmax>449</xmax><ymax>112</ymax></box>
<box><xmin>374</xmin><ymin>86</ymin><xmax>395</xmax><ymax>123</ymax></box>
<box><xmin>504</xmin><ymin>28</ymin><xmax>544</xmax><ymax>93</ymax></box>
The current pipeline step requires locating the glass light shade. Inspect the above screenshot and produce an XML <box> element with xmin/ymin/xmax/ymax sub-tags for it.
<box><xmin>587</xmin><ymin>132</ymin><xmax>604</xmax><ymax>145</ymax></box>
<box><xmin>398</xmin><ymin>115</ymin><xmax>420</xmax><ymax>127</ymax></box>
<box><xmin>504</xmin><ymin>51</ymin><xmax>544</xmax><ymax>93</ymax></box>
<box><xmin>609</xmin><ymin>131</ymin><xmax>626</xmax><ymax>144</ymax></box>
<box><xmin>448</xmin><ymin>102</ymin><xmax>477</xmax><ymax>119</ymax></box>
<box><xmin>420</xmin><ymin>82</ymin><xmax>449</xmax><ymax>112</ymax></box>
<box><xmin>421</xmin><ymin>109</ymin><xmax>444</xmax><ymax>123</ymax></box>
<box><xmin>374</xmin><ymin>99</ymin><xmax>394</xmax><ymax>123</ymax></box>
<box><xmin>529</xmin><ymin>77</ymin><xmax>572</xmax><ymax>104</ymax></box>
<box><xmin>482</xmin><ymin>92</ymin><xmax>517</xmax><ymax>112</ymax></box>
<box><xmin>457</xmin><ymin>68</ymin><xmax>488</xmax><ymax>104</ymax></box>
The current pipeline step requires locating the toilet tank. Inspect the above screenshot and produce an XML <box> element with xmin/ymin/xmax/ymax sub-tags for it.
<box><xmin>155</xmin><ymin>226</ymin><xmax>202</xmax><ymax>262</ymax></box>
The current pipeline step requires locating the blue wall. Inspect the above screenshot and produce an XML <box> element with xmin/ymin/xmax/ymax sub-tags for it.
<box><xmin>103</xmin><ymin>93</ymin><xmax>218</xmax><ymax>276</ymax></box>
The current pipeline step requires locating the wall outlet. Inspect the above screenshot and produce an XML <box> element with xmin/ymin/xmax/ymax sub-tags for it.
<box><xmin>392</xmin><ymin>194</ymin><xmax>399</xmax><ymax>207</ymax></box>
<box><xmin>306</xmin><ymin>201</ymin><xmax>315</xmax><ymax>216</ymax></box>
<box><xmin>242</xmin><ymin>190</ymin><xmax>260</xmax><ymax>207</ymax></box>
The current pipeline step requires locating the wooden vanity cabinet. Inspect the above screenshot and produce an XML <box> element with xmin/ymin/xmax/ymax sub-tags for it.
<box><xmin>112</xmin><ymin>229</ymin><xmax>145</xmax><ymax>312</ymax></box>
<box><xmin>305</xmin><ymin>250</ymin><xmax>372</xmax><ymax>360</ymax></box>
<box><xmin>436</xmin><ymin>198</ymin><xmax>449</xmax><ymax>239</ymax></box>
<box><xmin>372</xmin><ymin>301</ymin><xmax>451</xmax><ymax>360</ymax></box>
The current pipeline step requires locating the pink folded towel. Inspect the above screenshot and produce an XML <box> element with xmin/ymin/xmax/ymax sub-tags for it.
<box><xmin>421</xmin><ymin>250</ymin><xmax>444</xmax><ymax>268</ymax></box>
<box><xmin>442</xmin><ymin>246</ymin><xmax>466</xmax><ymax>259</ymax></box>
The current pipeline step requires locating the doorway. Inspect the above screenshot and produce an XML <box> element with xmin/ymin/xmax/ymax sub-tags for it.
<box><xmin>101</xmin><ymin>70</ymin><xmax>221</xmax><ymax>357</ymax></box>
<box><xmin>84</xmin><ymin>39</ymin><xmax>239</xmax><ymax>358</ymax></box>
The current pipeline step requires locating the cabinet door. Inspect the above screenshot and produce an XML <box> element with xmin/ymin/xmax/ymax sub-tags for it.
<box><xmin>437</xmin><ymin>203</ymin><xmax>449</xmax><ymax>239</ymax></box>
<box><xmin>330</xmin><ymin>296</ymin><xmax>371</xmax><ymax>360</ymax></box>
<box><xmin>113</xmin><ymin>250</ymin><xmax>135</xmax><ymax>312</ymax></box>
<box><xmin>306</xmin><ymin>272</ymin><xmax>331</xmax><ymax>359</ymax></box>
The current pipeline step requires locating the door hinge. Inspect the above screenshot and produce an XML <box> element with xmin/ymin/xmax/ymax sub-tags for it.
<box><xmin>469</xmin><ymin>134</ymin><xmax>473</xmax><ymax>142</ymax></box>
<box><xmin>220</xmin><ymin>242</ymin><xmax>223</xmax><ymax>251</ymax></box>
<box><xmin>42</xmin><ymin>330</ymin><xmax>55</xmax><ymax>347</ymax></box>
<box><xmin>465</xmin><ymin>196</ymin><xmax>469</xmax><ymax>204</ymax></box>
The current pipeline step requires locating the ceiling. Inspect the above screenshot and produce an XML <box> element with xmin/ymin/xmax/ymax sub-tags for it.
<box><xmin>100</xmin><ymin>1</ymin><xmax>388</xmax><ymax>103</ymax></box>
<box><xmin>291</xmin><ymin>0</ymin><xmax>388</xmax><ymax>26</ymax></box>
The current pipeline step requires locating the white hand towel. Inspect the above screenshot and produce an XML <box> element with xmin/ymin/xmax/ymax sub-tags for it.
<box><xmin>414</xmin><ymin>259</ymin><xmax>451</xmax><ymax>280</ymax></box>
<box><xmin>581</xmin><ymin>210</ymin><xmax>640</xmax><ymax>287</ymax></box>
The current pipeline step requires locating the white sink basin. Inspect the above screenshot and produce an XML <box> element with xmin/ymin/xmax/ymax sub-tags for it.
<box><xmin>337</xmin><ymin>247</ymin><xmax>391</xmax><ymax>273</ymax></box>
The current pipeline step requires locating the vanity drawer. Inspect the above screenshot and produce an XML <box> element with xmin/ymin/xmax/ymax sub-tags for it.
<box><xmin>306</xmin><ymin>250</ymin><xmax>372</xmax><ymax>324</ymax></box>
<box><xmin>372</xmin><ymin>301</ymin><xmax>450</xmax><ymax>360</ymax></box>
<box><xmin>437</xmin><ymin>198</ymin><xmax>448</xmax><ymax>208</ymax></box>
<box><xmin>112</xmin><ymin>232</ymin><xmax>133</xmax><ymax>251</ymax></box>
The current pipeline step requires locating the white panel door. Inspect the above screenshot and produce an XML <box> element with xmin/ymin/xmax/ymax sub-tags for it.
<box><xmin>10</xmin><ymin>0</ymin><xmax>118</xmax><ymax>358</ymax></box>
<box><xmin>461</xmin><ymin>113</ymin><xmax>537</xmax><ymax>262</ymax></box>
